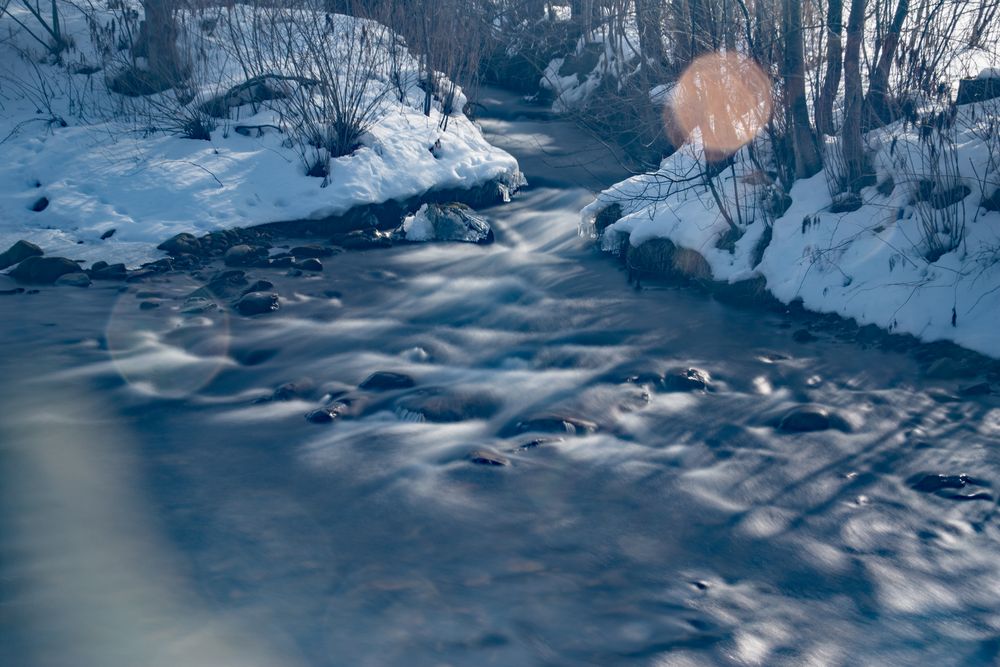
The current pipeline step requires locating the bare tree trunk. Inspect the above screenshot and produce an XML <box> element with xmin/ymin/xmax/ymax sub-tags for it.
<box><xmin>635</xmin><ymin>0</ymin><xmax>665</xmax><ymax>67</ymax></box>
<box><xmin>140</xmin><ymin>0</ymin><xmax>183</xmax><ymax>86</ymax></box>
<box><xmin>816</xmin><ymin>0</ymin><xmax>843</xmax><ymax>135</ymax></box>
<box><xmin>783</xmin><ymin>0</ymin><xmax>823</xmax><ymax>177</ymax></box>
<box><xmin>842</xmin><ymin>0</ymin><xmax>868</xmax><ymax>191</ymax></box>
<box><xmin>866</xmin><ymin>0</ymin><xmax>908</xmax><ymax>127</ymax></box>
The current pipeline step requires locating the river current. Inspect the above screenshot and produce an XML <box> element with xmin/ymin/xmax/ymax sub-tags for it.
<box><xmin>2</xmin><ymin>87</ymin><xmax>1000</xmax><ymax>666</ymax></box>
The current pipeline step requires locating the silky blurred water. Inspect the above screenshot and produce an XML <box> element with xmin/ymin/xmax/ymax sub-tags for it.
<box><xmin>2</xmin><ymin>88</ymin><xmax>1000</xmax><ymax>666</ymax></box>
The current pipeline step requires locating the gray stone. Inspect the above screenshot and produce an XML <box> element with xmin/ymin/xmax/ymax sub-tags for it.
<box><xmin>0</xmin><ymin>240</ymin><xmax>43</xmax><ymax>271</ymax></box>
<box><xmin>8</xmin><ymin>256</ymin><xmax>81</xmax><ymax>284</ymax></box>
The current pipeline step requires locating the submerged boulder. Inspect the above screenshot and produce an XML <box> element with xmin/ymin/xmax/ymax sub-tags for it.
<box><xmin>234</xmin><ymin>291</ymin><xmax>280</xmax><ymax>316</ymax></box>
<box><xmin>400</xmin><ymin>203</ymin><xmax>493</xmax><ymax>244</ymax></box>
<box><xmin>775</xmin><ymin>405</ymin><xmax>851</xmax><ymax>433</ymax></box>
<box><xmin>359</xmin><ymin>371</ymin><xmax>415</xmax><ymax>391</ymax></box>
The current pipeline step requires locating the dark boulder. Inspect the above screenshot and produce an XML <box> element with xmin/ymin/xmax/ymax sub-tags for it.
<box><xmin>909</xmin><ymin>472</ymin><xmax>993</xmax><ymax>501</ymax></box>
<box><xmin>956</xmin><ymin>76</ymin><xmax>1000</xmax><ymax>105</ymax></box>
<box><xmin>234</xmin><ymin>292</ymin><xmax>280</xmax><ymax>316</ymax></box>
<box><xmin>626</xmin><ymin>238</ymin><xmax>712</xmax><ymax>280</ymax></box>
<box><xmin>294</xmin><ymin>258</ymin><xmax>323</xmax><ymax>272</ymax></box>
<box><xmin>329</xmin><ymin>229</ymin><xmax>393</xmax><ymax>250</ymax></box>
<box><xmin>467</xmin><ymin>449</ymin><xmax>510</xmax><ymax>466</ymax></box>
<box><xmin>502</xmin><ymin>414</ymin><xmax>598</xmax><ymax>437</ymax></box>
<box><xmin>8</xmin><ymin>256</ymin><xmax>81</xmax><ymax>284</ymax></box>
<box><xmin>291</xmin><ymin>245</ymin><xmax>335</xmax><ymax>258</ymax></box>
<box><xmin>0</xmin><ymin>240</ymin><xmax>43</xmax><ymax>270</ymax></box>
<box><xmin>359</xmin><ymin>371</ymin><xmax>415</xmax><ymax>391</ymax></box>
<box><xmin>241</xmin><ymin>279</ymin><xmax>275</xmax><ymax>296</ymax></box>
<box><xmin>776</xmin><ymin>405</ymin><xmax>850</xmax><ymax>433</ymax></box>
<box><xmin>157</xmin><ymin>233</ymin><xmax>202</xmax><ymax>257</ymax></box>
<box><xmin>662</xmin><ymin>367</ymin><xmax>712</xmax><ymax>392</ymax></box>
<box><xmin>224</xmin><ymin>244</ymin><xmax>268</xmax><ymax>267</ymax></box>
<box><xmin>89</xmin><ymin>262</ymin><xmax>127</xmax><ymax>280</ymax></box>
<box><xmin>395</xmin><ymin>389</ymin><xmax>501</xmax><ymax>422</ymax></box>
<box><xmin>54</xmin><ymin>272</ymin><xmax>92</xmax><ymax>287</ymax></box>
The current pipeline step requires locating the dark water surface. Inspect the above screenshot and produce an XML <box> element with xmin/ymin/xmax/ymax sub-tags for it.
<box><xmin>2</xmin><ymin>88</ymin><xmax>1000</xmax><ymax>666</ymax></box>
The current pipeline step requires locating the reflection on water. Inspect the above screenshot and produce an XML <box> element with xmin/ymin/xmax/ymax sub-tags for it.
<box><xmin>2</xmin><ymin>88</ymin><xmax>1000</xmax><ymax>666</ymax></box>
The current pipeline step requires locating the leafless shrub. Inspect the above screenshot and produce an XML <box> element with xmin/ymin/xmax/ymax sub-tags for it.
<box><xmin>223</xmin><ymin>2</ymin><xmax>395</xmax><ymax>179</ymax></box>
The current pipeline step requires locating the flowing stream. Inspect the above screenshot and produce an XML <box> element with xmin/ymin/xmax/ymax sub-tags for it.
<box><xmin>2</xmin><ymin>87</ymin><xmax>1000</xmax><ymax>666</ymax></box>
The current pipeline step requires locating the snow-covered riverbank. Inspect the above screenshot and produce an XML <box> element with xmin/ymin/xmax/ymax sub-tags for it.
<box><xmin>0</xmin><ymin>4</ymin><xmax>522</xmax><ymax>268</ymax></box>
<box><xmin>583</xmin><ymin>101</ymin><xmax>1000</xmax><ymax>359</ymax></box>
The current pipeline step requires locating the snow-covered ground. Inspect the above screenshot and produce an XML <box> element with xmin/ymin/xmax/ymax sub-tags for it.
<box><xmin>0</xmin><ymin>3</ymin><xmax>521</xmax><ymax>267</ymax></box>
<box><xmin>583</xmin><ymin>101</ymin><xmax>1000</xmax><ymax>358</ymax></box>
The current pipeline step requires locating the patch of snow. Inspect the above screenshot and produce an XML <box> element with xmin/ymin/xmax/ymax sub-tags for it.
<box><xmin>584</xmin><ymin>105</ymin><xmax>1000</xmax><ymax>358</ymax></box>
<box><xmin>0</xmin><ymin>3</ymin><xmax>521</xmax><ymax>267</ymax></box>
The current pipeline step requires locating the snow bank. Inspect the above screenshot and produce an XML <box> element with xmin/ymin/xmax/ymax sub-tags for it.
<box><xmin>583</xmin><ymin>106</ymin><xmax>1000</xmax><ymax>359</ymax></box>
<box><xmin>0</xmin><ymin>4</ymin><xmax>522</xmax><ymax>267</ymax></box>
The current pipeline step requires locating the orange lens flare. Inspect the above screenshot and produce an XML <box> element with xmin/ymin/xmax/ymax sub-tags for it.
<box><xmin>667</xmin><ymin>52</ymin><xmax>773</xmax><ymax>158</ymax></box>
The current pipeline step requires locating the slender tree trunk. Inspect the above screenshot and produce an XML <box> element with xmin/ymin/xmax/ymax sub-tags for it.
<box><xmin>842</xmin><ymin>0</ymin><xmax>868</xmax><ymax>191</ymax></box>
<box><xmin>783</xmin><ymin>0</ymin><xmax>823</xmax><ymax>177</ymax></box>
<box><xmin>865</xmin><ymin>0</ymin><xmax>908</xmax><ymax>127</ymax></box>
<box><xmin>635</xmin><ymin>0</ymin><xmax>665</xmax><ymax>67</ymax></box>
<box><xmin>816</xmin><ymin>0</ymin><xmax>843</xmax><ymax>135</ymax></box>
<box><xmin>141</xmin><ymin>0</ymin><xmax>182</xmax><ymax>86</ymax></box>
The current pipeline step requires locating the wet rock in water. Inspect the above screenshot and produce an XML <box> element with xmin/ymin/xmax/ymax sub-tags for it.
<box><xmin>8</xmin><ymin>256</ymin><xmax>82</xmax><ymax>284</ymax></box>
<box><xmin>100</xmin><ymin>228</ymin><xmax>116</xmax><ymax>240</ymax></box>
<box><xmin>305</xmin><ymin>407</ymin><xmax>338</xmax><ymax>424</ymax></box>
<box><xmin>305</xmin><ymin>399</ymin><xmax>353</xmax><ymax>424</ymax></box>
<box><xmin>395</xmin><ymin>389</ymin><xmax>501</xmax><ymax>422</ymax></box>
<box><xmin>224</xmin><ymin>244</ymin><xmax>268</xmax><ymax>267</ymax></box>
<box><xmin>467</xmin><ymin>449</ymin><xmax>510</xmax><ymax>466</ymax></box>
<box><xmin>329</xmin><ymin>229</ymin><xmax>393</xmax><ymax>250</ymax></box>
<box><xmin>125</xmin><ymin>269</ymin><xmax>158</xmax><ymax>283</ymax></box>
<box><xmin>158</xmin><ymin>233</ymin><xmax>202</xmax><ymax>257</ymax></box>
<box><xmin>909</xmin><ymin>473</ymin><xmax>993</xmax><ymax>501</ymax></box>
<box><xmin>400</xmin><ymin>203</ymin><xmax>494</xmax><ymax>244</ymax></box>
<box><xmin>181</xmin><ymin>297</ymin><xmax>218</xmax><ymax>314</ymax></box>
<box><xmin>776</xmin><ymin>405</ymin><xmax>850</xmax><ymax>433</ymax></box>
<box><xmin>662</xmin><ymin>367</ymin><xmax>712</xmax><ymax>392</ymax></box>
<box><xmin>89</xmin><ymin>262</ymin><xmax>127</xmax><ymax>280</ymax></box>
<box><xmin>291</xmin><ymin>245</ymin><xmax>334</xmax><ymax>258</ymax></box>
<box><xmin>924</xmin><ymin>356</ymin><xmax>979</xmax><ymax>379</ymax></box>
<box><xmin>626</xmin><ymin>238</ymin><xmax>712</xmax><ymax>280</ymax></box>
<box><xmin>793</xmin><ymin>329</ymin><xmax>818</xmax><ymax>343</ymax></box>
<box><xmin>234</xmin><ymin>292</ymin><xmax>280</xmax><ymax>316</ymax></box>
<box><xmin>256</xmin><ymin>380</ymin><xmax>316</xmax><ymax>403</ymax></box>
<box><xmin>141</xmin><ymin>258</ymin><xmax>174</xmax><ymax>274</ymax></box>
<box><xmin>359</xmin><ymin>371</ymin><xmax>415</xmax><ymax>391</ymax></box>
<box><xmin>189</xmin><ymin>270</ymin><xmax>248</xmax><ymax>300</ymax></box>
<box><xmin>0</xmin><ymin>287</ymin><xmax>25</xmax><ymax>296</ymax></box>
<box><xmin>959</xmin><ymin>382</ymin><xmax>991</xmax><ymax>397</ymax></box>
<box><xmin>232</xmin><ymin>348</ymin><xmax>279</xmax><ymax>366</ymax></box>
<box><xmin>624</xmin><ymin>371</ymin><xmax>665</xmax><ymax>387</ymax></box>
<box><xmin>241</xmin><ymin>279</ymin><xmax>275</xmax><ymax>296</ymax></box>
<box><xmin>503</xmin><ymin>415</ymin><xmax>598</xmax><ymax>437</ymax></box>
<box><xmin>269</xmin><ymin>256</ymin><xmax>295</xmax><ymax>268</ymax></box>
<box><xmin>139</xmin><ymin>301</ymin><xmax>160</xmax><ymax>310</ymax></box>
<box><xmin>294</xmin><ymin>258</ymin><xmax>323</xmax><ymax>272</ymax></box>
<box><xmin>0</xmin><ymin>240</ymin><xmax>43</xmax><ymax>270</ymax></box>
<box><xmin>515</xmin><ymin>437</ymin><xmax>562</xmax><ymax>451</ymax></box>
<box><xmin>54</xmin><ymin>272</ymin><xmax>92</xmax><ymax>287</ymax></box>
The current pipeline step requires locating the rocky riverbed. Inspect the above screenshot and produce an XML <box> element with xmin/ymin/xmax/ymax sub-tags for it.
<box><xmin>2</xmin><ymin>87</ymin><xmax>1000</xmax><ymax>666</ymax></box>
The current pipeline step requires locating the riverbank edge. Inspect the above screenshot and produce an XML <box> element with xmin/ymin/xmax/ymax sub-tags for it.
<box><xmin>251</xmin><ymin>174</ymin><xmax>523</xmax><ymax>238</ymax></box>
<box><xmin>594</xmin><ymin>229</ymin><xmax>1000</xmax><ymax>380</ymax></box>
